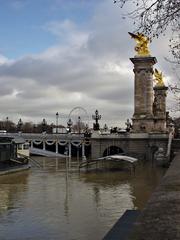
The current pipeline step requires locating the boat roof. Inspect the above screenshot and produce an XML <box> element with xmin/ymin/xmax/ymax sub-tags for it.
<box><xmin>0</xmin><ymin>136</ymin><xmax>13</xmax><ymax>143</ymax></box>
<box><xmin>12</xmin><ymin>137</ymin><xmax>25</xmax><ymax>144</ymax></box>
<box><xmin>0</xmin><ymin>136</ymin><xmax>25</xmax><ymax>144</ymax></box>
<box><xmin>97</xmin><ymin>155</ymin><xmax>138</xmax><ymax>163</ymax></box>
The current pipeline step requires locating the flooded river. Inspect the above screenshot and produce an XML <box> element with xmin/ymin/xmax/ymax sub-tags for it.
<box><xmin>0</xmin><ymin>157</ymin><xmax>165</xmax><ymax>240</ymax></box>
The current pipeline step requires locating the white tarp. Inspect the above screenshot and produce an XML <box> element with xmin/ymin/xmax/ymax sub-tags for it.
<box><xmin>97</xmin><ymin>155</ymin><xmax>138</xmax><ymax>163</ymax></box>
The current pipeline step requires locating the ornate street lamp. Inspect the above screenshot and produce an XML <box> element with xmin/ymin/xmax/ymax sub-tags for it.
<box><xmin>84</xmin><ymin>124</ymin><xmax>89</xmax><ymax>133</ymax></box>
<box><xmin>104</xmin><ymin>123</ymin><xmax>108</xmax><ymax>132</ymax></box>
<box><xmin>84</xmin><ymin>124</ymin><xmax>91</xmax><ymax>138</ymax></box>
<box><xmin>33</xmin><ymin>124</ymin><xmax>37</xmax><ymax>133</ymax></box>
<box><xmin>56</xmin><ymin>112</ymin><xmax>59</xmax><ymax>133</ymax></box>
<box><xmin>17</xmin><ymin>118</ymin><xmax>23</xmax><ymax>132</ymax></box>
<box><xmin>78</xmin><ymin>116</ymin><xmax>81</xmax><ymax>134</ymax></box>
<box><xmin>6</xmin><ymin>117</ymin><xmax>9</xmax><ymax>132</ymax></box>
<box><xmin>92</xmin><ymin>109</ymin><xmax>101</xmax><ymax>131</ymax></box>
<box><xmin>42</xmin><ymin>118</ymin><xmax>47</xmax><ymax>133</ymax></box>
<box><xmin>125</xmin><ymin>119</ymin><xmax>132</xmax><ymax>132</ymax></box>
<box><xmin>67</xmin><ymin>118</ymin><xmax>73</xmax><ymax>133</ymax></box>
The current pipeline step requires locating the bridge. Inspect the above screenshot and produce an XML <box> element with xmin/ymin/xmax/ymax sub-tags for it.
<box><xmin>1</xmin><ymin>131</ymin><xmax>178</xmax><ymax>164</ymax></box>
<box><xmin>3</xmin><ymin>133</ymin><xmax>89</xmax><ymax>160</ymax></box>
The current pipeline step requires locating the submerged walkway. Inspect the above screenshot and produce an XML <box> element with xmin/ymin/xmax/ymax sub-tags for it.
<box><xmin>129</xmin><ymin>152</ymin><xmax>180</xmax><ymax>240</ymax></box>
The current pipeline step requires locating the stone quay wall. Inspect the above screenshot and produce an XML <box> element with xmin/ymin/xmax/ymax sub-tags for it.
<box><xmin>128</xmin><ymin>151</ymin><xmax>180</xmax><ymax>240</ymax></box>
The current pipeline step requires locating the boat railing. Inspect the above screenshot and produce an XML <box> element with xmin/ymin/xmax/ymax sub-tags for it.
<box><xmin>18</xmin><ymin>152</ymin><xmax>42</xmax><ymax>168</ymax></box>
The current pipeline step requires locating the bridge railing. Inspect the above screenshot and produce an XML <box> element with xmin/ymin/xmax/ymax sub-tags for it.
<box><xmin>3</xmin><ymin>132</ymin><xmax>86</xmax><ymax>140</ymax></box>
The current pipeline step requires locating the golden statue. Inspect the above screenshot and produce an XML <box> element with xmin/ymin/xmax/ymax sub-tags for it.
<box><xmin>128</xmin><ymin>32</ymin><xmax>151</xmax><ymax>56</ymax></box>
<box><xmin>154</xmin><ymin>68</ymin><xmax>164</xmax><ymax>86</ymax></box>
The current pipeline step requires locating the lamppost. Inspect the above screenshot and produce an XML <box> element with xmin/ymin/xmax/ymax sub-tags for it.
<box><xmin>17</xmin><ymin>118</ymin><xmax>23</xmax><ymax>133</ymax></box>
<box><xmin>67</xmin><ymin>118</ymin><xmax>73</xmax><ymax>133</ymax></box>
<box><xmin>125</xmin><ymin>119</ymin><xmax>132</xmax><ymax>132</ymax></box>
<box><xmin>6</xmin><ymin>117</ymin><xmax>9</xmax><ymax>132</ymax></box>
<box><xmin>42</xmin><ymin>118</ymin><xmax>47</xmax><ymax>133</ymax></box>
<box><xmin>104</xmin><ymin>123</ymin><xmax>108</xmax><ymax>132</ymax></box>
<box><xmin>92</xmin><ymin>109</ymin><xmax>101</xmax><ymax>131</ymax></box>
<box><xmin>56</xmin><ymin>112</ymin><xmax>59</xmax><ymax>133</ymax></box>
<box><xmin>33</xmin><ymin>124</ymin><xmax>37</xmax><ymax>133</ymax></box>
<box><xmin>78</xmin><ymin>116</ymin><xmax>81</xmax><ymax>134</ymax></box>
<box><xmin>84</xmin><ymin>124</ymin><xmax>89</xmax><ymax>137</ymax></box>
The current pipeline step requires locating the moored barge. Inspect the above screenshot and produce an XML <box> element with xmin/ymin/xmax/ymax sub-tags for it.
<box><xmin>0</xmin><ymin>136</ymin><xmax>30</xmax><ymax>175</ymax></box>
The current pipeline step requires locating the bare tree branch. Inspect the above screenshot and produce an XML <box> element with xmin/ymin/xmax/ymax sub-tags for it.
<box><xmin>114</xmin><ymin>0</ymin><xmax>180</xmax><ymax>64</ymax></box>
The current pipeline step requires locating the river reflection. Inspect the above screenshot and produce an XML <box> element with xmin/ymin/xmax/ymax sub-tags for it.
<box><xmin>0</xmin><ymin>157</ymin><xmax>165</xmax><ymax>240</ymax></box>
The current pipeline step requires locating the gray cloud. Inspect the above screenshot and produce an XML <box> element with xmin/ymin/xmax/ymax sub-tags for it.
<box><xmin>0</xmin><ymin>0</ymin><xmax>175</xmax><ymax>127</ymax></box>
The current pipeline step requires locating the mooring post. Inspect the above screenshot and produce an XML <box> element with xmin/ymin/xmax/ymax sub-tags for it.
<box><xmin>55</xmin><ymin>141</ymin><xmax>58</xmax><ymax>154</ymax></box>
<box><xmin>43</xmin><ymin>141</ymin><xmax>46</xmax><ymax>151</ymax></box>
<box><xmin>82</xmin><ymin>142</ymin><xmax>86</xmax><ymax>161</ymax></box>
<box><xmin>68</xmin><ymin>141</ymin><xmax>71</xmax><ymax>169</ymax></box>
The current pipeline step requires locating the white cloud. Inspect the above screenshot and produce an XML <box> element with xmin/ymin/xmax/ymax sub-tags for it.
<box><xmin>0</xmin><ymin>54</ymin><xmax>10</xmax><ymax>65</ymax></box>
<box><xmin>44</xmin><ymin>19</ymin><xmax>90</xmax><ymax>48</ymax></box>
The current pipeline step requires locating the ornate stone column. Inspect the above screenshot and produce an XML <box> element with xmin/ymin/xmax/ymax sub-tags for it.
<box><xmin>130</xmin><ymin>57</ymin><xmax>157</xmax><ymax>132</ymax></box>
<box><xmin>153</xmin><ymin>85</ymin><xmax>168</xmax><ymax>132</ymax></box>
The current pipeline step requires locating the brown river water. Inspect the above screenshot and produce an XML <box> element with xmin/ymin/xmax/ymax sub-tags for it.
<box><xmin>0</xmin><ymin>157</ymin><xmax>165</xmax><ymax>240</ymax></box>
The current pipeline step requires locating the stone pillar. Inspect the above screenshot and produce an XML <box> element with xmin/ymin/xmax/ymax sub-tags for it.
<box><xmin>130</xmin><ymin>57</ymin><xmax>157</xmax><ymax>132</ymax></box>
<box><xmin>153</xmin><ymin>85</ymin><xmax>168</xmax><ymax>132</ymax></box>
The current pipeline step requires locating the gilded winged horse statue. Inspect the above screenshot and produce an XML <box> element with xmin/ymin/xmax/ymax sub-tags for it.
<box><xmin>154</xmin><ymin>68</ymin><xmax>165</xmax><ymax>86</ymax></box>
<box><xmin>128</xmin><ymin>32</ymin><xmax>151</xmax><ymax>56</ymax></box>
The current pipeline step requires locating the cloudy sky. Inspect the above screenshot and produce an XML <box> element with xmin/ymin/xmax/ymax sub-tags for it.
<box><xmin>0</xmin><ymin>0</ymin><xmax>177</xmax><ymax>128</ymax></box>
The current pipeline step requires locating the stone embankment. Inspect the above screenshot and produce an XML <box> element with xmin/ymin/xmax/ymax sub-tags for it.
<box><xmin>129</xmin><ymin>151</ymin><xmax>180</xmax><ymax>240</ymax></box>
